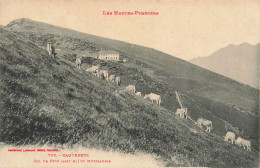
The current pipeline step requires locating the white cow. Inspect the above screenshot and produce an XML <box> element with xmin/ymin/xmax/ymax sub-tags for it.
<box><xmin>115</xmin><ymin>76</ymin><xmax>121</xmax><ymax>86</ymax></box>
<box><xmin>75</xmin><ymin>57</ymin><xmax>82</xmax><ymax>69</ymax></box>
<box><xmin>126</xmin><ymin>85</ymin><xmax>135</xmax><ymax>93</ymax></box>
<box><xmin>144</xmin><ymin>93</ymin><xmax>161</xmax><ymax>106</ymax></box>
<box><xmin>235</xmin><ymin>137</ymin><xmax>243</xmax><ymax>147</ymax></box>
<box><xmin>135</xmin><ymin>92</ymin><xmax>141</xmax><ymax>97</ymax></box>
<box><xmin>243</xmin><ymin>140</ymin><xmax>251</xmax><ymax>151</ymax></box>
<box><xmin>196</xmin><ymin>118</ymin><xmax>212</xmax><ymax>133</ymax></box>
<box><xmin>108</xmin><ymin>75</ymin><xmax>116</xmax><ymax>83</ymax></box>
<box><xmin>235</xmin><ymin>137</ymin><xmax>251</xmax><ymax>151</ymax></box>
<box><xmin>176</xmin><ymin>108</ymin><xmax>188</xmax><ymax>119</ymax></box>
<box><xmin>86</xmin><ymin>66</ymin><xmax>99</xmax><ymax>73</ymax></box>
<box><xmin>224</xmin><ymin>131</ymin><xmax>236</xmax><ymax>144</ymax></box>
<box><xmin>98</xmin><ymin>70</ymin><xmax>109</xmax><ymax>80</ymax></box>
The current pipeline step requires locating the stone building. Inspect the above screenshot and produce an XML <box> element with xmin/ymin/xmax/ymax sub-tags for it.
<box><xmin>98</xmin><ymin>50</ymin><xmax>119</xmax><ymax>61</ymax></box>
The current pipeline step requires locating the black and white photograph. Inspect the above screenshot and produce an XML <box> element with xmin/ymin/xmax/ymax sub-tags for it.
<box><xmin>0</xmin><ymin>0</ymin><xmax>259</xmax><ymax>167</ymax></box>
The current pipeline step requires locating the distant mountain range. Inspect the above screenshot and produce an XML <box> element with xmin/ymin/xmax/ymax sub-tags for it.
<box><xmin>189</xmin><ymin>43</ymin><xmax>259</xmax><ymax>89</ymax></box>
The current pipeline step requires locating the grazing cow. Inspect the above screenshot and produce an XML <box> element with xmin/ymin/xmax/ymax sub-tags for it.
<box><xmin>75</xmin><ymin>57</ymin><xmax>82</xmax><ymax>69</ymax></box>
<box><xmin>86</xmin><ymin>66</ymin><xmax>99</xmax><ymax>73</ymax></box>
<box><xmin>108</xmin><ymin>75</ymin><xmax>116</xmax><ymax>83</ymax></box>
<box><xmin>144</xmin><ymin>93</ymin><xmax>161</xmax><ymax>106</ymax></box>
<box><xmin>224</xmin><ymin>132</ymin><xmax>236</xmax><ymax>144</ymax></box>
<box><xmin>115</xmin><ymin>76</ymin><xmax>121</xmax><ymax>86</ymax></box>
<box><xmin>196</xmin><ymin>118</ymin><xmax>212</xmax><ymax>133</ymax></box>
<box><xmin>243</xmin><ymin>140</ymin><xmax>251</xmax><ymax>151</ymax></box>
<box><xmin>135</xmin><ymin>92</ymin><xmax>141</xmax><ymax>97</ymax></box>
<box><xmin>126</xmin><ymin>85</ymin><xmax>135</xmax><ymax>93</ymax></box>
<box><xmin>235</xmin><ymin>137</ymin><xmax>251</xmax><ymax>151</ymax></box>
<box><xmin>235</xmin><ymin>137</ymin><xmax>243</xmax><ymax>147</ymax></box>
<box><xmin>176</xmin><ymin>108</ymin><xmax>188</xmax><ymax>119</ymax></box>
<box><xmin>98</xmin><ymin>70</ymin><xmax>109</xmax><ymax>80</ymax></box>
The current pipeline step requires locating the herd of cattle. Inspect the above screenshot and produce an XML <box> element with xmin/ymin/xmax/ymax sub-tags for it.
<box><xmin>224</xmin><ymin>131</ymin><xmax>251</xmax><ymax>151</ymax></box>
<box><xmin>84</xmin><ymin>63</ymin><xmax>163</xmax><ymax>106</ymax></box>
<box><xmin>81</xmin><ymin>56</ymin><xmax>163</xmax><ymax>105</ymax></box>
<box><xmin>75</xmin><ymin>57</ymin><xmax>252</xmax><ymax>152</ymax></box>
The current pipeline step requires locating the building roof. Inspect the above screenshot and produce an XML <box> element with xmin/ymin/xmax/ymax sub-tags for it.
<box><xmin>99</xmin><ymin>50</ymin><xmax>119</xmax><ymax>55</ymax></box>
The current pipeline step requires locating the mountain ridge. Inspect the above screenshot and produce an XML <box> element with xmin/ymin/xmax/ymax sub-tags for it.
<box><xmin>189</xmin><ymin>43</ymin><xmax>259</xmax><ymax>89</ymax></box>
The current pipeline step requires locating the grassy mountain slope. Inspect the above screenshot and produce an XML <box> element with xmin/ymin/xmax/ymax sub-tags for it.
<box><xmin>5</xmin><ymin>18</ymin><xmax>259</xmax><ymax>140</ymax></box>
<box><xmin>0</xmin><ymin>19</ymin><xmax>259</xmax><ymax>167</ymax></box>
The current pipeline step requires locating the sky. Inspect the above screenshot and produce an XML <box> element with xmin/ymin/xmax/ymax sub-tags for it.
<box><xmin>0</xmin><ymin>0</ymin><xmax>259</xmax><ymax>60</ymax></box>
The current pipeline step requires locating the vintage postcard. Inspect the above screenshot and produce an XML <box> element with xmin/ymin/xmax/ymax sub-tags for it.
<box><xmin>0</xmin><ymin>0</ymin><xmax>259</xmax><ymax>167</ymax></box>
